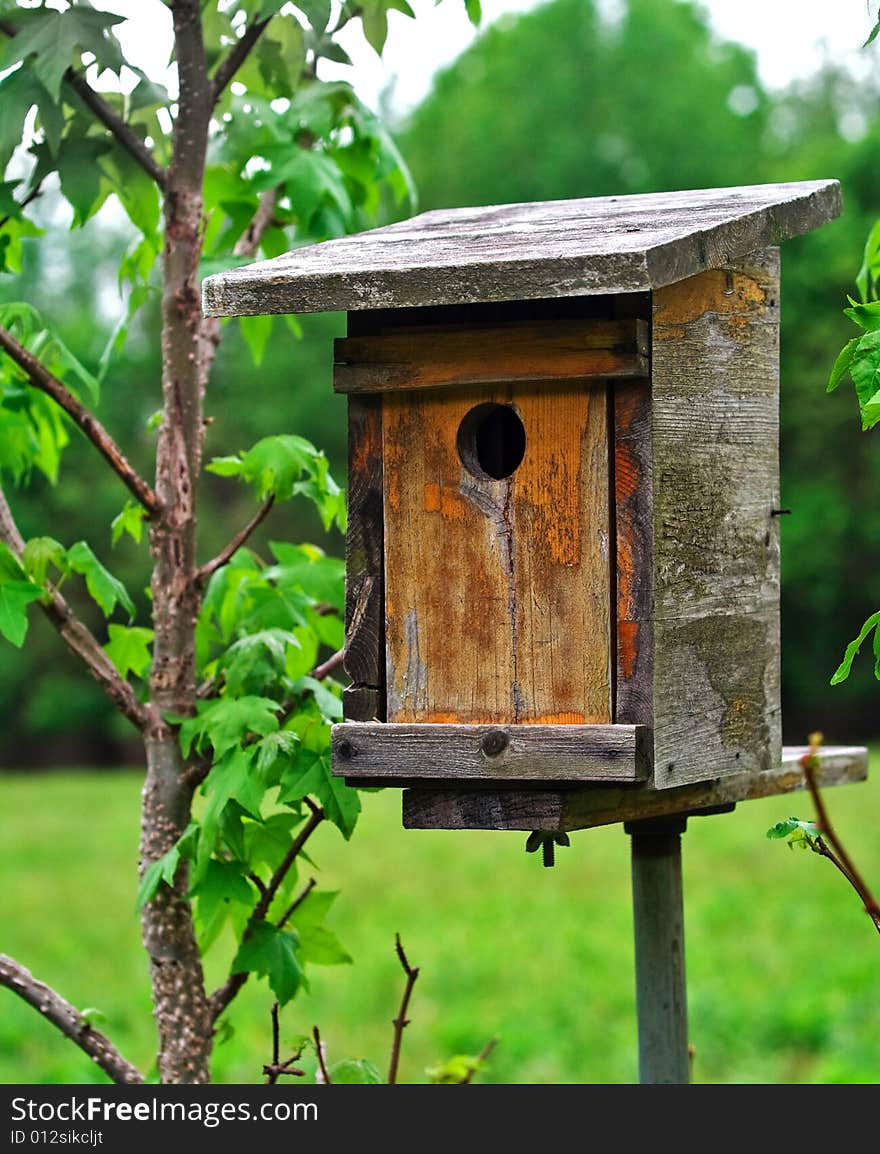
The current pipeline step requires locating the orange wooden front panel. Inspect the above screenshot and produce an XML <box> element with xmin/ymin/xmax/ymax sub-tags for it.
<box><xmin>382</xmin><ymin>381</ymin><xmax>612</xmax><ymax>724</ymax></box>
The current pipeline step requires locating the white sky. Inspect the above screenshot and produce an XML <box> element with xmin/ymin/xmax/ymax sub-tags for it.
<box><xmin>102</xmin><ymin>0</ymin><xmax>879</xmax><ymax>112</ymax></box>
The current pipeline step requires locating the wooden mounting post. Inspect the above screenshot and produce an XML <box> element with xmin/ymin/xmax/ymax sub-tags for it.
<box><xmin>625</xmin><ymin>815</ymin><xmax>690</xmax><ymax>1085</ymax></box>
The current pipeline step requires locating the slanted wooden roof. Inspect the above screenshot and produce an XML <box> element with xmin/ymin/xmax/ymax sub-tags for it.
<box><xmin>202</xmin><ymin>179</ymin><xmax>841</xmax><ymax>317</ymax></box>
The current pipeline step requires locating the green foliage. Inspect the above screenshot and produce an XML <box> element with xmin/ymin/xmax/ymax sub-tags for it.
<box><xmin>830</xmin><ymin>611</ymin><xmax>880</xmax><ymax>685</ymax></box>
<box><xmin>766</xmin><ymin>817</ymin><xmax>822</xmax><ymax>851</ymax></box>
<box><xmin>66</xmin><ymin>540</ymin><xmax>134</xmax><ymax>620</ymax></box>
<box><xmin>327</xmin><ymin>1058</ymin><xmax>383</xmax><ymax>1083</ymax></box>
<box><xmin>231</xmin><ymin>920</ymin><xmax>304</xmax><ymax>1005</ymax></box>
<box><xmin>207</xmin><ymin>435</ymin><xmax>346</xmax><ymax>531</ymax></box>
<box><xmin>104</xmin><ymin>624</ymin><xmax>154</xmax><ymax>679</ymax></box>
<box><xmin>426</xmin><ymin>1052</ymin><xmax>487</xmax><ymax>1084</ymax></box>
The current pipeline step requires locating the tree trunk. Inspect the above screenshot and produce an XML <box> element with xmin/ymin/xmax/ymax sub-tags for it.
<box><xmin>140</xmin><ymin>0</ymin><xmax>214</xmax><ymax>1085</ymax></box>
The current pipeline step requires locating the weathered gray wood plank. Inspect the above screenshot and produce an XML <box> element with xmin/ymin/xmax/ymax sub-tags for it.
<box><xmin>332</xmin><ymin>722</ymin><xmax>649</xmax><ymax>784</ymax></box>
<box><xmin>649</xmin><ymin>249</ymin><xmax>781</xmax><ymax>788</ymax></box>
<box><xmin>342</xmin><ymin>394</ymin><xmax>385</xmax><ymax>721</ymax></box>
<box><xmin>202</xmin><ymin>181</ymin><xmax>840</xmax><ymax>317</ymax></box>
<box><xmin>401</xmin><ymin>745</ymin><xmax>869</xmax><ymax>831</ymax></box>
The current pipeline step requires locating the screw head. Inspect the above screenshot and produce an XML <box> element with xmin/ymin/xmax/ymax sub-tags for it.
<box><xmin>337</xmin><ymin>740</ymin><xmax>354</xmax><ymax>760</ymax></box>
<box><xmin>481</xmin><ymin>728</ymin><xmax>509</xmax><ymax>758</ymax></box>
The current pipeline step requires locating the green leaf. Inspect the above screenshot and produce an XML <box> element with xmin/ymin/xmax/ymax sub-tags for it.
<box><xmin>21</xmin><ymin>536</ymin><xmax>67</xmax><ymax>587</ymax></box>
<box><xmin>179</xmin><ymin>695</ymin><xmax>281</xmax><ymax>758</ymax></box>
<box><xmin>67</xmin><ymin>541</ymin><xmax>135</xmax><ymax>620</ymax></box>
<box><xmin>326</xmin><ymin>1059</ymin><xmax>382</xmax><ymax>1084</ymax></box>
<box><xmin>464</xmin><ymin>0</ymin><xmax>482</xmax><ymax>27</ymax></box>
<box><xmin>291</xmin><ymin>675</ymin><xmax>343</xmax><ymax>721</ymax></box>
<box><xmin>827</xmin><ymin>337</ymin><xmax>860</xmax><ymax>393</ymax></box>
<box><xmin>426</xmin><ymin>1053</ymin><xmax>485</xmax><ymax>1084</ymax></box>
<box><xmin>57</xmin><ymin>135</ymin><xmax>112</xmax><ymax>226</ymax></box>
<box><xmin>279</xmin><ymin>751</ymin><xmax>360</xmax><ymax>838</ymax></box>
<box><xmin>231</xmin><ymin>920</ymin><xmax>303</xmax><ymax>1006</ymax></box>
<box><xmin>0</xmin><ymin>64</ymin><xmax>61</xmax><ymax>170</ymax></box>
<box><xmin>865</xmin><ymin>16</ymin><xmax>880</xmax><ymax>46</ymax></box>
<box><xmin>104</xmin><ymin>624</ymin><xmax>154</xmax><ymax>679</ymax></box>
<box><xmin>297</xmin><ymin>0</ymin><xmax>332</xmax><ymax>33</ymax></box>
<box><xmin>239</xmin><ymin>314</ymin><xmax>273</xmax><ymax>367</ymax></box>
<box><xmin>766</xmin><ymin>817</ymin><xmax>819</xmax><ymax>840</ymax></box>
<box><xmin>192</xmin><ymin>858</ymin><xmax>255</xmax><ymax>947</ymax></box>
<box><xmin>359</xmin><ymin>0</ymin><xmax>415</xmax><ymax>56</ymax></box>
<box><xmin>136</xmin><ymin>843</ymin><xmax>181</xmax><ymax>910</ymax></box>
<box><xmin>846</xmin><ymin>329</ymin><xmax>880</xmax><ymax>429</ymax></box>
<box><xmin>856</xmin><ymin>218</ymin><xmax>880</xmax><ymax>301</ymax></box>
<box><xmin>0</xmin><ymin>579</ymin><xmax>43</xmax><ymax>647</ymax></box>
<box><xmin>830</xmin><ymin>610</ymin><xmax>880</xmax><ymax>684</ymax></box>
<box><xmin>111</xmin><ymin>501</ymin><xmax>148</xmax><ymax>546</ymax></box>
<box><xmin>843</xmin><ymin>299</ymin><xmax>880</xmax><ymax>331</ymax></box>
<box><xmin>220</xmin><ymin>628</ymin><xmax>300</xmax><ymax>695</ymax></box>
<box><xmin>3</xmin><ymin>6</ymin><xmax>126</xmax><ymax>101</ymax></box>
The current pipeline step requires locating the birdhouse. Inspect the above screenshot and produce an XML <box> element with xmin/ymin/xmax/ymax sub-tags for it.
<box><xmin>203</xmin><ymin>180</ymin><xmax>844</xmax><ymax>831</ymax></box>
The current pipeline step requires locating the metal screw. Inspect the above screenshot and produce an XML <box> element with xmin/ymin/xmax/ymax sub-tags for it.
<box><xmin>337</xmin><ymin>741</ymin><xmax>354</xmax><ymax>760</ymax></box>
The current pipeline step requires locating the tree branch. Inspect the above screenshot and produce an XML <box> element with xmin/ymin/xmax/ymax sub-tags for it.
<box><xmin>276</xmin><ymin>876</ymin><xmax>316</xmax><ymax>931</ymax></box>
<box><xmin>312</xmin><ymin>1024</ymin><xmax>332</xmax><ymax>1084</ymax></box>
<box><xmin>262</xmin><ymin>1002</ymin><xmax>305</xmax><ymax>1083</ymax></box>
<box><xmin>0</xmin><ymin>19</ymin><xmax>166</xmax><ymax>189</ymax></box>
<box><xmin>0</xmin><ymin>486</ymin><xmax>151</xmax><ymax>730</ymax></box>
<box><xmin>0</xmin><ymin>325</ymin><xmax>159</xmax><ymax>514</ymax></box>
<box><xmin>194</xmin><ymin>495</ymin><xmax>274</xmax><ymax>586</ymax></box>
<box><xmin>387</xmin><ymin>934</ymin><xmax>419</xmax><ymax>1085</ymax></box>
<box><xmin>312</xmin><ymin>648</ymin><xmax>344</xmax><ymax>682</ymax></box>
<box><xmin>801</xmin><ymin>746</ymin><xmax>880</xmax><ymax>931</ymax></box>
<box><xmin>208</xmin><ymin>803</ymin><xmax>325</xmax><ymax>1021</ymax></box>
<box><xmin>0</xmin><ymin>953</ymin><xmax>144</xmax><ymax>1084</ymax></box>
<box><xmin>210</xmin><ymin>16</ymin><xmax>273</xmax><ymax>106</ymax></box>
<box><xmin>0</xmin><ymin>179</ymin><xmax>45</xmax><ymax>230</ymax></box>
<box><xmin>64</xmin><ymin>71</ymin><xmax>167</xmax><ymax>189</ymax></box>
<box><xmin>460</xmin><ymin>1037</ymin><xmax>498</xmax><ymax>1084</ymax></box>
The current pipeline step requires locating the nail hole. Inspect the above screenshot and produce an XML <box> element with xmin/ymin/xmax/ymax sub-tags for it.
<box><xmin>457</xmin><ymin>403</ymin><xmax>526</xmax><ymax>481</ymax></box>
<box><xmin>338</xmin><ymin>741</ymin><xmax>354</xmax><ymax>760</ymax></box>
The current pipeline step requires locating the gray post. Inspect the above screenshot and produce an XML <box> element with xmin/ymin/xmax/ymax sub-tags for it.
<box><xmin>625</xmin><ymin>815</ymin><xmax>690</xmax><ymax>1085</ymax></box>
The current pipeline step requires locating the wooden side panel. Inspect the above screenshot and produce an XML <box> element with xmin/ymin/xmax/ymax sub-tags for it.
<box><xmin>650</xmin><ymin>249</ymin><xmax>781</xmax><ymax>787</ymax></box>
<box><xmin>333</xmin><ymin>318</ymin><xmax>648</xmax><ymax>393</ymax></box>
<box><xmin>331</xmin><ymin>722</ymin><xmax>649</xmax><ymax>784</ymax></box>
<box><xmin>614</xmin><ymin>377</ymin><xmax>653</xmax><ymax>724</ymax></box>
<box><xmin>342</xmin><ymin>395</ymin><xmax>385</xmax><ymax>721</ymax></box>
<box><xmin>383</xmin><ymin>380</ymin><xmax>611</xmax><ymax>725</ymax></box>
<box><xmin>402</xmin><ymin>746</ymin><xmax>868</xmax><ymax>832</ymax></box>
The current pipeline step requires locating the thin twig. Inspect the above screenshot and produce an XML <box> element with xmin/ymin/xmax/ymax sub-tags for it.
<box><xmin>311</xmin><ymin>648</ymin><xmax>344</xmax><ymax>682</ymax></box>
<box><xmin>801</xmin><ymin>750</ymin><xmax>880</xmax><ymax>929</ymax></box>
<box><xmin>0</xmin><ymin>19</ymin><xmax>166</xmax><ymax>189</ymax></box>
<box><xmin>313</xmin><ymin>1025</ymin><xmax>332</xmax><ymax>1084</ymax></box>
<box><xmin>194</xmin><ymin>496</ymin><xmax>274</xmax><ymax>586</ymax></box>
<box><xmin>208</xmin><ymin>804</ymin><xmax>325</xmax><ymax>1021</ymax></box>
<box><xmin>211</xmin><ymin>16</ymin><xmax>273</xmax><ymax>106</ymax></box>
<box><xmin>387</xmin><ymin>934</ymin><xmax>420</xmax><ymax>1085</ymax></box>
<box><xmin>0</xmin><ymin>325</ymin><xmax>158</xmax><ymax>513</ymax></box>
<box><xmin>0</xmin><ymin>486</ymin><xmax>150</xmax><ymax>730</ymax></box>
<box><xmin>0</xmin><ymin>953</ymin><xmax>144</xmax><ymax>1084</ymax></box>
<box><xmin>276</xmin><ymin>877</ymin><xmax>317</xmax><ymax>930</ymax></box>
<box><xmin>262</xmin><ymin>1002</ymin><xmax>306</xmax><ymax>1082</ymax></box>
<box><xmin>460</xmin><ymin>1037</ymin><xmax>498</xmax><ymax>1084</ymax></box>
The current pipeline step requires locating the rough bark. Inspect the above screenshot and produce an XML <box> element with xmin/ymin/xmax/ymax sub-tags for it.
<box><xmin>140</xmin><ymin>0</ymin><xmax>213</xmax><ymax>1085</ymax></box>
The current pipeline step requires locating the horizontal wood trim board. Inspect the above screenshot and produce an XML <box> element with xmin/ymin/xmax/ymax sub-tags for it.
<box><xmin>331</xmin><ymin>723</ymin><xmax>650</xmax><ymax>784</ymax></box>
<box><xmin>333</xmin><ymin>319</ymin><xmax>649</xmax><ymax>393</ymax></box>
<box><xmin>401</xmin><ymin>745</ymin><xmax>869</xmax><ymax>832</ymax></box>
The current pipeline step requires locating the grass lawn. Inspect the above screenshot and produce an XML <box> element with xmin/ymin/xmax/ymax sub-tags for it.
<box><xmin>1</xmin><ymin>759</ymin><xmax>879</xmax><ymax>1085</ymax></box>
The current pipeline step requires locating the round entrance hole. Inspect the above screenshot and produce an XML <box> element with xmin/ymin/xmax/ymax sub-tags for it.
<box><xmin>457</xmin><ymin>402</ymin><xmax>526</xmax><ymax>481</ymax></box>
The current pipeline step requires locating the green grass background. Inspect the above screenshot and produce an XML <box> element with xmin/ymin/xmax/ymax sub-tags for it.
<box><xmin>1</xmin><ymin>760</ymin><xmax>879</xmax><ymax>1085</ymax></box>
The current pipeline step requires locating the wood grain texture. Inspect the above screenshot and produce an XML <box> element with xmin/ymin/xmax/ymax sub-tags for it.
<box><xmin>333</xmin><ymin>319</ymin><xmax>648</xmax><ymax>393</ymax></box>
<box><xmin>614</xmin><ymin>376</ymin><xmax>653</xmax><ymax>725</ymax></box>
<box><xmin>342</xmin><ymin>394</ymin><xmax>386</xmax><ymax>721</ymax></box>
<box><xmin>401</xmin><ymin>745</ymin><xmax>869</xmax><ymax>831</ymax></box>
<box><xmin>382</xmin><ymin>379</ymin><xmax>611</xmax><ymax>725</ymax></box>
<box><xmin>332</xmin><ymin>722</ymin><xmax>649</xmax><ymax>783</ymax></box>
<box><xmin>202</xmin><ymin>181</ymin><xmax>840</xmax><ymax>316</ymax></box>
<box><xmin>649</xmin><ymin>249</ymin><xmax>781</xmax><ymax>788</ymax></box>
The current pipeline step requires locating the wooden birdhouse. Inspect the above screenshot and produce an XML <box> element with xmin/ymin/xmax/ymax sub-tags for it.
<box><xmin>203</xmin><ymin>180</ymin><xmax>846</xmax><ymax>833</ymax></box>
